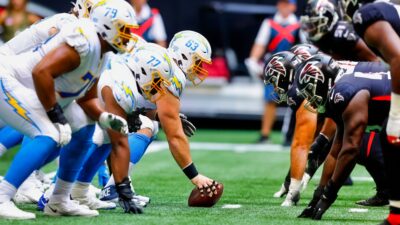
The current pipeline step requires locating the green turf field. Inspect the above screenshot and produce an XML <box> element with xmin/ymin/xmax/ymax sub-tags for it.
<box><xmin>0</xmin><ymin>130</ymin><xmax>388</xmax><ymax>225</ymax></box>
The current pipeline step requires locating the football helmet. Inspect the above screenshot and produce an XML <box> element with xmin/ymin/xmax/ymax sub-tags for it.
<box><xmin>90</xmin><ymin>0</ymin><xmax>138</xmax><ymax>53</ymax></box>
<box><xmin>73</xmin><ymin>0</ymin><xmax>100</xmax><ymax>18</ymax></box>
<box><xmin>340</xmin><ymin>0</ymin><xmax>363</xmax><ymax>19</ymax></box>
<box><xmin>168</xmin><ymin>30</ymin><xmax>212</xmax><ymax>86</ymax></box>
<box><xmin>290</xmin><ymin>44</ymin><xmax>319</xmax><ymax>61</ymax></box>
<box><xmin>296</xmin><ymin>53</ymin><xmax>342</xmax><ymax>113</ymax></box>
<box><xmin>301</xmin><ymin>0</ymin><xmax>339</xmax><ymax>41</ymax></box>
<box><xmin>126</xmin><ymin>43</ymin><xmax>174</xmax><ymax>102</ymax></box>
<box><xmin>263</xmin><ymin>51</ymin><xmax>303</xmax><ymax>103</ymax></box>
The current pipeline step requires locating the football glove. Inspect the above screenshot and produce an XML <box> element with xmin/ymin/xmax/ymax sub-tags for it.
<box><xmin>311</xmin><ymin>180</ymin><xmax>338</xmax><ymax>220</ymax></box>
<box><xmin>298</xmin><ymin>185</ymin><xmax>324</xmax><ymax>218</ymax></box>
<box><xmin>46</xmin><ymin>103</ymin><xmax>71</xmax><ymax>147</ymax></box>
<box><xmin>127</xmin><ymin>112</ymin><xmax>142</xmax><ymax>133</ymax></box>
<box><xmin>99</xmin><ymin>112</ymin><xmax>129</xmax><ymax>135</ymax></box>
<box><xmin>306</xmin><ymin>133</ymin><xmax>331</xmax><ymax>177</ymax></box>
<box><xmin>179</xmin><ymin>113</ymin><xmax>196</xmax><ymax>137</ymax></box>
<box><xmin>116</xmin><ymin>177</ymin><xmax>144</xmax><ymax>214</ymax></box>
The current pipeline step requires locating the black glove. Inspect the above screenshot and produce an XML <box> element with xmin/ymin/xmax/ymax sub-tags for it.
<box><xmin>116</xmin><ymin>177</ymin><xmax>144</xmax><ymax>214</ymax></box>
<box><xmin>179</xmin><ymin>113</ymin><xmax>196</xmax><ymax>137</ymax></box>
<box><xmin>298</xmin><ymin>185</ymin><xmax>324</xmax><ymax>218</ymax></box>
<box><xmin>311</xmin><ymin>180</ymin><xmax>338</xmax><ymax>220</ymax></box>
<box><xmin>46</xmin><ymin>103</ymin><xmax>68</xmax><ymax>124</ymax></box>
<box><xmin>306</xmin><ymin>134</ymin><xmax>331</xmax><ymax>177</ymax></box>
<box><xmin>127</xmin><ymin>112</ymin><xmax>142</xmax><ymax>133</ymax></box>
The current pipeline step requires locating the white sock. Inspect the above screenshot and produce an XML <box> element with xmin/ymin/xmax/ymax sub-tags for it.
<box><xmin>71</xmin><ymin>181</ymin><xmax>90</xmax><ymax>198</ymax></box>
<box><xmin>0</xmin><ymin>144</ymin><xmax>6</xmax><ymax>157</ymax></box>
<box><xmin>390</xmin><ymin>200</ymin><xmax>400</xmax><ymax>208</ymax></box>
<box><xmin>0</xmin><ymin>180</ymin><xmax>17</xmax><ymax>203</ymax></box>
<box><xmin>289</xmin><ymin>178</ymin><xmax>302</xmax><ymax>193</ymax></box>
<box><xmin>49</xmin><ymin>178</ymin><xmax>73</xmax><ymax>204</ymax></box>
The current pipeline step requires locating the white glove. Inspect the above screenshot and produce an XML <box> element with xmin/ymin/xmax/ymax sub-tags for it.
<box><xmin>99</xmin><ymin>112</ymin><xmax>129</xmax><ymax>135</ymax></box>
<box><xmin>54</xmin><ymin>123</ymin><xmax>72</xmax><ymax>147</ymax></box>
<box><xmin>245</xmin><ymin>57</ymin><xmax>264</xmax><ymax>82</ymax></box>
<box><xmin>387</xmin><ymin>92</ymin><xmax>400</xmax><ymax>144</ymax></box>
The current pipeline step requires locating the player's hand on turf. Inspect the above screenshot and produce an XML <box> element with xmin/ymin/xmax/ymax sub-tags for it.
<box><xmin>311</xmin><ymin>194</ymin><xmax>334</xmax><ymax>220</ymax></box>
<box><xmin>46</xmin><ymin>103</ymin><xmax>72</xmax><ymax>147</ymax></box>
<box><xmin>386</xmin><ymin>114</ymin><xmax>400</xmax><ymax>145</ymax></box>
<box><xmin>99</xmin><ymin>112</ymin><xmax>129</xmax><ymax>135</ymax></box>
<box><xmin>116</xmin><ymin>177</ymin><xmax>144</xmax><ymax>214</ymax></box>
<box><xmin>191</xmin><ymin>174</ymin><xmax>219</xmax><ymax>197</ymax></box>
<box><xmin>179</xmin><ymin>113</ymin><xmax>196</xmax><ymax>137</ymax></box>
<box><xmin>298</xmin><ymin>186</ymin><xmax>324</xmax><ymax>218</ymax></box>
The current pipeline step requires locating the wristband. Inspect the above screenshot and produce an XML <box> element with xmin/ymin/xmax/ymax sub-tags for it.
<box><xmin>182</xmin><ymin>163</ymin><xmax>198</xmax><ymax>180</ymax></box>
<box><xmin>46</xmin><ymin>103</ymin><xmax>67</xmax><ymax>124</ymax></box>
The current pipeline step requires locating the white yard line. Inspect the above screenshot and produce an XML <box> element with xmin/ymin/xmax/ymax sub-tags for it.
<box><xmin>147</xmin><ymin>141</ymin><xmax>288</xmax><ymax>153</ymax></box>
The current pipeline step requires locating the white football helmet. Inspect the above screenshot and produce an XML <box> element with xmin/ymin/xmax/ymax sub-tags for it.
<box><xmin>168</xmin><ymin>30</ymin><xmax>212</xmax><ymax>86</ymax></box>
<box><xmin>90</xmin><ymin>0</ymin><xmax>138</xmax><ymax>53</ymax></box>
<box><xmin>126</xmin><ymin>43</ymin><xmax>174</xmax><ymax>102</ymax></box>
<box><xmin>73</xmin><ymin>0</ymin><xmax>100</xmax><ymax>18</ymax></box>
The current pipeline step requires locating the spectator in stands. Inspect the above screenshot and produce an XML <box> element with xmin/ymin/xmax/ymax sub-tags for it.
<box><xmin>0</xmin><ymin>0</ymin><xmax>39</xmax><ymax>43</ymax></box>
<box><xmin>131</xmin><ymin>0</ymin><xmax>167</xmax><ymax>47</ymax></box>
<box><xmin>246</xmin><ymin>0</ymin><xmax>300</xmax><ymax>143</ymax></box>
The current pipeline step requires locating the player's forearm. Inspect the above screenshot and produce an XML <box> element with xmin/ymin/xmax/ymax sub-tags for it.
<box><xmin>331</xmin><ymin>145</ymin><xmax>359</xmax><ymax>186</ymax></box>
<box><xmin>78</xmin><ymin>98</ymin><xmax>103</xmax><ymax>121</ymax></box>
<box><xmin>109</xmin><ymin>133</ymin><xmax>130</xmax><ymax>183</ymax></box>
<box><xmin>32</xmin><ymin>70</ymin><xmax>57</xmax><ymax>111</ymax></box>
<box><xmin>168</xmin><ymin>134</ymin><xmax>193</xmax><ymax>169</ymax></box>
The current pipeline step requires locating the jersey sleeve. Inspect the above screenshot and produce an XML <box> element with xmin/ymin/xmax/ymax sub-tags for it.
<box><xmin>60</xmin><ymin>22</ymin><xmax>91</xmax><ymax>57</ymax></box>
<box><xmin>327</xmin><ymin>82</ymin><xmax>357</xmax><ymax>118</ymax></box>
<box><xmin>255</xmin><ymin>19</ymin><xmax>271</xmax><ymax>46</ymax></box>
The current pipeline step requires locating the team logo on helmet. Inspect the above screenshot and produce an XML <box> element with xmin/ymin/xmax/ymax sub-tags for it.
<box><xmin>293</xmin><ymin>47</ymin><xmax>313</xmax><ymax>61</ymax></box>
<box><xmin>299</xmin><ymin>61</ymin><xmax>325</xmax><ymax>85</ymax></box>
<box><xmin>265</xmin><ymin>56</ymin><xmax>286</xmax><ymax>78</ymax></box>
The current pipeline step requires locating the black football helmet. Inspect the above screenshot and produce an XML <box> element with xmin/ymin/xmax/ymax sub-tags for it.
<box><xmin>290</xmin><ymin>44</ymin><xmax>320</xmax><ymax>61</ymax></box>
<box><xmin>263</xmin><ymin>51</ymin><xmax>303</xmax><ymax>103</ymax></box>
<box><xmin>296</xmin><ymin>53</ymin><xmax>343</xmax><ymax>113</ymax></box>
<box><xmin>301</xmin><ymin>0</ymin><xmax>339</xmax><ymax>41</ymax></box>
<box><xmin>340</xmin><ymin>0</ymin><xmax>366</xmax><ymax>19</ymax></box>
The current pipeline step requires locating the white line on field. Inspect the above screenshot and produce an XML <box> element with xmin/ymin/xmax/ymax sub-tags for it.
<box><xmin>147</xmin><ymin>141</ymin><xmax>288</xmax><ymax>153</ymax></box>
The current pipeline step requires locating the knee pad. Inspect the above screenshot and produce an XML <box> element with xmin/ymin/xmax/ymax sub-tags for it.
<box><xmin>139</xmin><ymin>115</ymin><xmax>159</xmax><ymax>136</ymax></box>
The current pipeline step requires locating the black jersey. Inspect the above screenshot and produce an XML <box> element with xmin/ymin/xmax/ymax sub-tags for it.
<box><xmin>325</xmin><ymin>71</ymin><xmax>391</xmax><ymax>125</ymax></box>
<box><xmin>312</xmin><ymin>21</ymin><xmax>360</xmax><ymax>60</ymax></box>
<box><xmin>287</xmin><ymin>61</ymin><xmax>388</xmax><ymax>112</ymax></box>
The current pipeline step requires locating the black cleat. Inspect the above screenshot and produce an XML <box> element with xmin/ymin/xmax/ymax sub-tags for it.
<box><xmin>356</xmin><ymin>194</ymin><xmax>389</xmax><ymax>207</ymax></box>
<box><xmin>343</xmin><ymin>176</ymin><xmax>353</xmax><ymax>186</ymax></box>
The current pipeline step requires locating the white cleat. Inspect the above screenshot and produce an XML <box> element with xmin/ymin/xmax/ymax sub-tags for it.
<box><xmin>273</xmin><ymin>184</ymin><xmax>288</xmax><ymax>198</ymax></box>
<box><xmin>89</xmin><ymin>184</ymin><xmax>101</xmax><ymax>197</ymax></box>
<box><xmin>73</xmin><ymin>195</ymin><xmax>116</xmax><ymax>210</ymax></box>
<box><xmin>0</xmin><ymin>200</ymin><xmax>35</xmax><ymax>220</ymax></box>
<box><xmin>13</xmin><ymin>173</ymin><xmax>43</xmax><ymax>204</ymax></box>
<box><xmin>281</xmin><ymin>191</ymin><xmax>300</xmax><ymax>207</ymax></box>
<box><xmin>44</xmin><ymin>199</ymin><xmax>99</xmax><ymax>217</ymax></box>
<box><xmin>300</xmin><ymin>173</ymin><xmax>311</xmax><ymax>193</ymax></box>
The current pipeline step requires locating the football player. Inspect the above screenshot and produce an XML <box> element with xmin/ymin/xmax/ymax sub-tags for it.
<box><xmin>296</xmin><ymin>53</ymin><xmax>391</xmax><ymax>220</ymax></box>
<box><xmin>0</xmin><ymin>0</ymin><xmax>137</xmax><ymax>219</ymax></box>
<box><xmin>342</xmin><ymin>1</ymin><xmax>400</xmax><ymax>223</ymax></box>
<box><xmin>301</xmin><ymin>0</ymin><xmax>378</xmax><ymax>61</ymax></box>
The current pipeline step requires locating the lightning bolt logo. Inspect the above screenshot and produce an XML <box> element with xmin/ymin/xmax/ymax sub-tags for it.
<box><xmin>119</xmin><ymin>82</ymin><xmax>135</xmax><ymax>108</ymax></box>
<box><xmin>0</xmin><ymin>79</ymin><xmax>40</xmax><ymax>131</ymax></box>
<box><xmin>171</xmin><ymin>76</ymin><xmax>182</xmax><ymax>96</ymax></box>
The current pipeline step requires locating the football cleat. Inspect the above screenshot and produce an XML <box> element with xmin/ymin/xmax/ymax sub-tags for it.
<box><xmin>0</xmin><ymin>200</ymin><xmax>35</xmax><ymax>220</ymax></box>
<box><xmin>72</xmin><ymin>195</ymin><xmax>116</xmax><ymax>210</ymax></box>
<box><xmin>44</xmin><ymin>199</ymin><xmax>99</xmax><ymax>217</ymax></box>
<box><xmin>13</xmin><ymin>173</ymin><xmax>44</xmax><ymax>204</ymax></box>
<box><xmin>89</xmin><ymin>184</ymin><xmax>101</xmax><ymax>197</ymax></box>
<box><xmin>281</xmin><ymin>190</ymin><xmax>300</xmax><ymax>207</ymax></box>
<box><xmin>99</xmin><ymin>185</ymin><xmax>149</xmax><ymax>207</ymax></box>
<box><xmin>356</xmin><ymin>194</ymin><xmax>389</xmax><ymax>207</ymax></box>
<box><xmin>37</xmin><ymin>183</ymin><xmax>54</xmax><ymax>211</ymax></box>
<box><xmin>273</xmin><ymin>183</ymin><xmax>289</xmax><ymax>198</ymax></box>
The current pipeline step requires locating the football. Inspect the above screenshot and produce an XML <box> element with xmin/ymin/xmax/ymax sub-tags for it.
<box><xmin>188</xmin><ymin>183</ymin><xmax>224</xmax><ymax>207</ymax></box>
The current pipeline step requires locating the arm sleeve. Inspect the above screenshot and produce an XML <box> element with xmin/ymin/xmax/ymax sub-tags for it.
<box><xmin>254</xmin><ymin>19</ymin><xmax>271</xmax><ymax>46</ymax></box>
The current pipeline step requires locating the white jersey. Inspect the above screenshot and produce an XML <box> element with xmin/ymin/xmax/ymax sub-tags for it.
<box><xmin>98</xmin><ymin>52</ymin><xmax>186</xmax><ymax>114</ymax></box>
<box><xmin>0</xmin><ymin>13</ymin><xmax>77</xmax><ymax>56</ymax></box>
<box><xmin>0</xmin><ymin>18</ymin><xmax>102</xmax><ymax>108</ymax></box>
